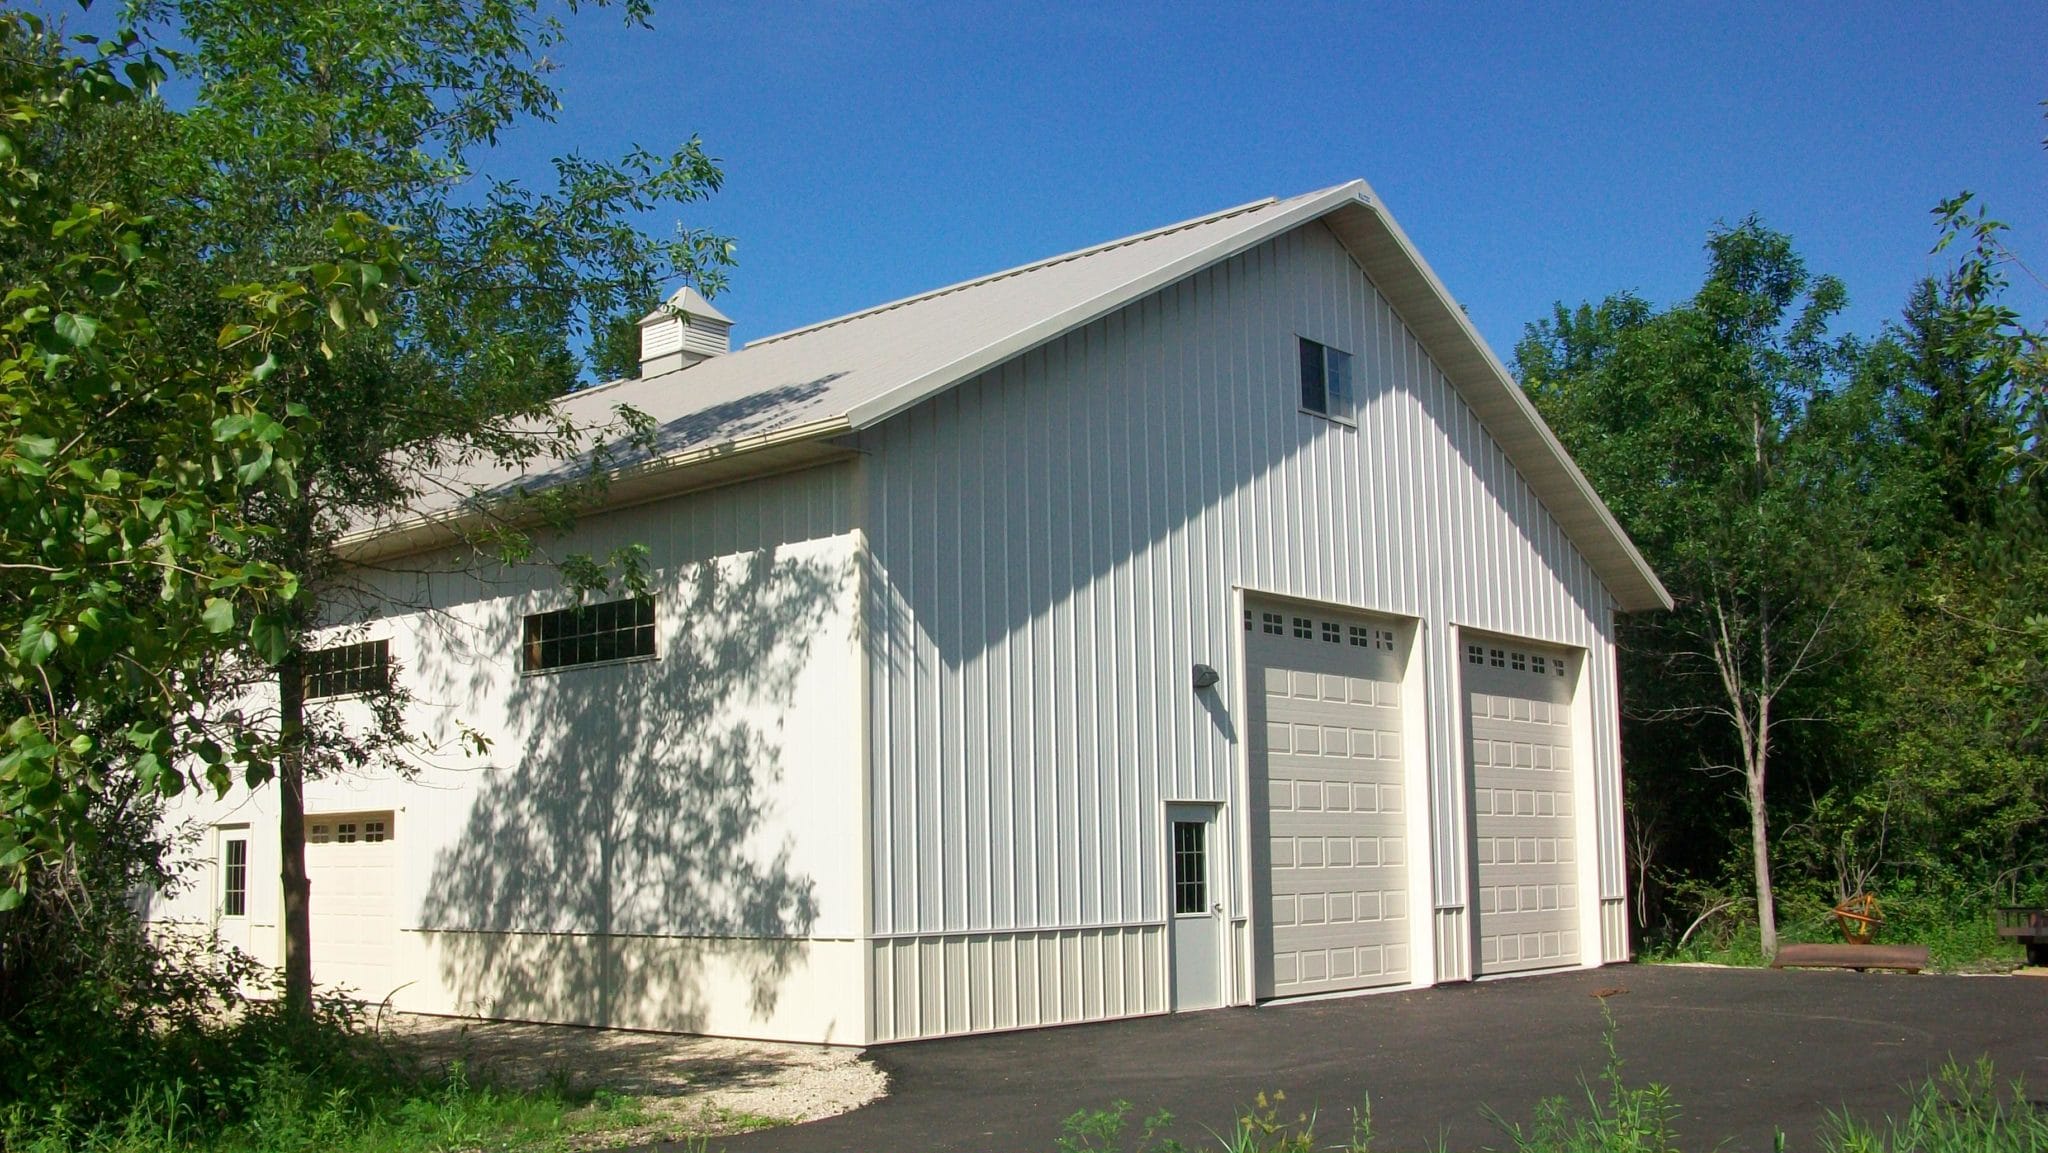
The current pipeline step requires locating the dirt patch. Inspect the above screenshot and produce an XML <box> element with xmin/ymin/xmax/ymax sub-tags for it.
<box><xmin>383</xmin><ymin>1013</ymin><xmax>885</xmax><ymax>1144</ymax></box>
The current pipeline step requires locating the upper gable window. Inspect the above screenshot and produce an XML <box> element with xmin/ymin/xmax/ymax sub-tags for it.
<box><xmin>1298</xmin><ymin>337</ymin><xmax>1354</xmax><ymax>423</ymax></box>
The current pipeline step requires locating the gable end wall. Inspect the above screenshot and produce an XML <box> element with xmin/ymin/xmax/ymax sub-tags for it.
<box><xmin>857</xmin><ymin>222</ymin><xmax>1628</xmax><ymax>1040</ymax></box>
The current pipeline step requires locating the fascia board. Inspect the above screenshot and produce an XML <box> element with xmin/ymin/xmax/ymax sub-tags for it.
<box><xmin>1321</xmin><ymin>198</ymin><xmax>1674</xmax><ymax>614</ymax></box>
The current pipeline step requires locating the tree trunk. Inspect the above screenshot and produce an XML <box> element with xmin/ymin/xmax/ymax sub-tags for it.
<box><xmin>1747</xmin><ymin>761</ymin><xmax>1777</xmax><ymax>958</ymax></box>
<box><xmin>278</xmin><ymin>647</ymin><xmax>313</xmax><ymax>1018</ymax></box>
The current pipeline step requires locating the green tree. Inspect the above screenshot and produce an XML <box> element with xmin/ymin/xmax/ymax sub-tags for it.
<box><xmin>0</xmin><ymin>13</ymin><xmax>392</xmax><ymax>909</ymax></box>
<box><xmin>1520</xmin><ymin>219</ymin><xmax>1876</xmax><ymax>957</ymax></box>
<box><xmin>109</xmin><ymin>0</ymin><xmax>734</xmax><ymax>1015</ymax></box>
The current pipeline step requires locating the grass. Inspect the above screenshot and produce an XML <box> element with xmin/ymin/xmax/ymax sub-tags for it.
<box><xmin>0</xmin><ymin>1051</ymin><xmax>789</xmax><ymax>1153</ymax></box>
<box><xmin>1641</xmin><ymin>897</ymin><xmax>2027</xmax><ymax>972</ymax></box>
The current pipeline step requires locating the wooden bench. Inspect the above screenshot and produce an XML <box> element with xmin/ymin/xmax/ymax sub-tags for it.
<box><xmin>1770</xmin><ymin>942</ymin><xmax>1930</xmax><ymax>973</ymax></box>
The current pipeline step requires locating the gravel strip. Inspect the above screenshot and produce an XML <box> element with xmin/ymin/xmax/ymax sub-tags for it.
<box><xmin>384</xmin><ymin>1013</ymin><xmax>885</xmax><ymax>1141</ymax></box>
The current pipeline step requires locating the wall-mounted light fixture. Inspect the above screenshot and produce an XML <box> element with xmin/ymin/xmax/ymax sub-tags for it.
<box><xmin>1192</xmin><ymin>663</ymin><xmax>1220</xmax><ymax>690</ymax></box>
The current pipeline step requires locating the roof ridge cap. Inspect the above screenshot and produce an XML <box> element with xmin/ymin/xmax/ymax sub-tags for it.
<box><xmin>742</xmin><ymin>194</ymin><xmax>1285</xmax><ymax>349</ymax></box>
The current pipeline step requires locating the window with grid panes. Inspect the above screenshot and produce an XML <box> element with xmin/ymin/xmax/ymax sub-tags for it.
<box><xmin>523</xmin><ymin>597</ymin><xmax>656</xmax><ymax>672</ymax></box>
<box><xmin>305</xmin><ymin>640</ymin><xmax>390</xmax><ymax>698</ymax></box>
<box><xmin>1172</xmin><ymin>821</ymin><xmax>1207</xmax><ymax>915</ymax></box>
<box><xmin>221</xmin><ymin>838</ymin><xmax>247</xmax><ymax>917</ymax></box>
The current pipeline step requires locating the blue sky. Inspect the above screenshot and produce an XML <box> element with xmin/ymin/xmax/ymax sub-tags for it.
<box><xmin>61</xmin><ymin>2</ymin><xmax>2048</xmax><ymax>363</ymax></box>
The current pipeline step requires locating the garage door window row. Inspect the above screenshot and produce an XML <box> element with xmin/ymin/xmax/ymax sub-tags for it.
<box><xmin>310</xmin><ymin>815</ymin><xmax>393</xmax><ymax>845</ymax></box>
<box><xmin>1245</xmin><ymin>609</ymin><xmax>1396</xmax><ymax>650</ymax></box>
<box><xmin>1466</xmin><ymin>643</ymin><xmax>1566</xmax><ymax>678</ymax></box>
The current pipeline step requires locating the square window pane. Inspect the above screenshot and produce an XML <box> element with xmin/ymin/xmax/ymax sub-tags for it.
<box><xmin>1326</xmin><ymin>348</ymin><xmax>1353</xmax><ymax>417</ymax></box>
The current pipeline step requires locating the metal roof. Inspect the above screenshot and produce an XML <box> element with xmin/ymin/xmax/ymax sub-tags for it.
<box><xmin>345</xmin><ymin>181</ymin><xmax>1671</xmax><ymax>613</ymax></box>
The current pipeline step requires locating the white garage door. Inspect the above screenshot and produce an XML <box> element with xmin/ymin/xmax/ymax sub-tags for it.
<box><xmin>1464</xmin><ymin>641</ymin><xmax>1579</xmax><ymax>975</ymax></box>
<box><xmin>307</xmin><ymin>811</ymin><xmax>400</xmax><ymax>1003</ymax></box>
<box><xmin>1248</xmin><ymin>604</ymin><xmax>1409</xmax><ymax>998</ymax></box>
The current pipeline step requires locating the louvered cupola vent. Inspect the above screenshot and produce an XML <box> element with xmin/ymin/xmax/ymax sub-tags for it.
<box><xmin>637</xmin><ymin>286</ymin><xmax>733</xmax><ymax>376</ymax></box>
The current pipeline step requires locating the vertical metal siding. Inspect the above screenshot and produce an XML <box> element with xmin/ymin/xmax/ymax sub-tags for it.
<box><xmin>860</xmin><ymin>222</ymin><xmax>1624</xmax><ymax>1029</ymax></box>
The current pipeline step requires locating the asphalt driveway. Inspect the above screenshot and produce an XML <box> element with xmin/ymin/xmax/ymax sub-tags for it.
<box><xmin>694</xmin><ymin>964</ymin><xmax>2047</xmax><ymax>1152</ymax></box>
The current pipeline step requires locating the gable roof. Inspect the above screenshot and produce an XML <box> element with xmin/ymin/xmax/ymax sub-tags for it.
<box><xmin>345</xmin><ymin>181</ymin><xmax>1671</xmax><ymax>613</ymax></box>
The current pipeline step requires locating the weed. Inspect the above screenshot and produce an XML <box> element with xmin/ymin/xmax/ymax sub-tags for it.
<box><xmin>1820</xmin><ymin>1058</ymin><xmax>2048</xmax><ymax>1153</ymax></box>
<box><xmin>1483</xmin><ymin>1005</ymin><xmax>1682</xmax><ymax>1153</ymax></box>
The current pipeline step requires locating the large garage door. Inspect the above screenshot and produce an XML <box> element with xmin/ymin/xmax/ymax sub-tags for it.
<box><xmin>1248</xmin><ymin>603</ymin><xmax>1410</xmax><ymax>998</ymax></box>
<box><xmin>1464</xmin><ymin>641</ymin><xmax>1579</xmax><ymax>975</ymax></box>
<box><xmin>307</xmin><ymin>811</ymin><xmax>400</xmax><ymax>1002</ymax></box>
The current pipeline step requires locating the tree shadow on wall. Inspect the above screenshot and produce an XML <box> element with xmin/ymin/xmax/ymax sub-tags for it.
<box><xmin>418</xmin><ymin>547</ymin><xmax>844</xmax><ymax>1032</ymax></box>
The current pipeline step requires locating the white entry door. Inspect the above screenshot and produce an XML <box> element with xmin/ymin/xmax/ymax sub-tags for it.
<box><xmin>1247</xmin><ymin>603</ymin><xmax>1410</xmax><ymax>999</ymax></box>
<box><xmin>306</xmin><ymin>811</ymin><xmax>400</xmax><ymax>1003</ymax></box>
<box><xmin>1167</xmin><ymin>805</ymin><xmax>1224</xmax><ymax>1010</ymax></box>
<box><xmin>1464</xmin><ymin>640</ymin><xmax>1580</xmax><ymax>974</ymax></box>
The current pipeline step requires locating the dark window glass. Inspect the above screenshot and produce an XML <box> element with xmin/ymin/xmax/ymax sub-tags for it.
<box><xmin>523</xmin><ymin>597</ymin><xmax>656</xmax><ymax>672</ymax></box>
<box><xmin>305</xmin><ymin>640</ymin><xmax>390</xmax><ymax>699</ymax></box>
<box><xmin>1468</xmin><ymin>644</ymin><xmax>1485</xmax><ymax>664</ymax></box>
<box><xmin>1299</xmin><ymin>336</ymin><xmax>1327</xmax><ymax>413</ymax></box>
<box><xmin>222</xmin><ymin>838</ymin><xmax>247</xmax><ymax>917</ymax></box>
<box><xmin>1172</xmin><ymin>821</ymin><xmax>1207</xmax><ymax>915</ymax></box>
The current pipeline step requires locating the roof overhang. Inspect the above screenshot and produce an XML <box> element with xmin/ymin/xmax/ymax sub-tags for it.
<box><xmin>1316</xmin><ymin>193</ymin><xmax>1673</xmax><ymax>613</ymax></box>
<box><xmin>334</xmin><ymin>418</ymin><xmax>855</xmax><ymax>566</ymax></box>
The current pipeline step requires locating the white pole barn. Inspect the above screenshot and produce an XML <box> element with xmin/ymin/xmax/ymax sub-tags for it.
<box><xmin>151</xmin><ymin>181</ymin><xmax>1669</xmax><ymax>1045</ymax></box>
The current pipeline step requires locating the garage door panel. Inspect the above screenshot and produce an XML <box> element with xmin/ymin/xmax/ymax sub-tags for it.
<box><xmin>1251</xmin><ymin>605</ymin><xmax>1411</xmax><ymax>1000</ymax></box>
<box><xmin>1466</xmin><ymin>641</ymin><xmax>1580</xmax><ymax>977</ymax></box>
<box><xmin>306</xmin><ymin>813</ymin><xmax>399</xmax><ymax>1001</ymax></box>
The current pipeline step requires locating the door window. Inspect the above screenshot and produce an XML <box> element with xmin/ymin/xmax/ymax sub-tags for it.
<box><xmin>221</xmin><ymin>837</ymin><xmax>247</xmax><ymax>918</ymax></box>
<box><xmin>1172</xmin><ymin>820</ymin><xmax>1208</xmax><ymax>915</ymax></box>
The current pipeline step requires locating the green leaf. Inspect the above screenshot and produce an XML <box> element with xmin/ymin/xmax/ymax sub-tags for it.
<box><xmin>52</xmin><ymin>312</ymin><xmax>100</xmax><ymax>348</ymax></box>
<box><xmin>201</xmin><ymin>597</ymin><xmax>234</xmax><ymax>633</ymax></box>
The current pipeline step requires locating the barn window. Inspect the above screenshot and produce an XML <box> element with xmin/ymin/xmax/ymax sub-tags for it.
<box><xmin>1351</xmin><ymin>625</ymin><xmax>1371</xmax><ymax>647</ymax></box>
<box><xmin>1532</xmin><ymin>655</ymin><xmax>1547</xmax><ymax>675</ymax></box>
<box><xmin>1511</xmin><ymin>651</ymin><xmax>1528</xmax><ymax>672</ymax></box>
<box><xmin>1298</xmin><ymin>337</ymin><xmax>1354</xmax><ymax>422</ymax></box>
<box><xmin>1262</xmin><ymin>612</ymin><xmax>1284</xmax><ymax>635</ymax></box>
<box><xmin>1467</xmin><ymin>644</ymin><xmax>1485</xmax><ymax>665</ymax></box>
<box><xmin>1490</xmin><ymin>648</ymin><xmax>1506</xmax><ymax>668</ymax></box>
<box><xmin>1376</xmin><ymin>628</ymin><xmax>1396</xmax><ymax>651</ymax></box>
<box><xmin>1321</xmin><ymin>621</ymin><xmax>1341</xmax><ymax>644</ymax></box>
<box><xmin>305</xmin><ymin>640</ymin><xmax>390</xmax><ymax>699</ymax></box>
<box><xmin>523</xmin><ymin>596</ymin><xmax>656</xmax><ymax>672</ymax></box>
<box><xmin>1292</xmin><ymin>616</ymin><xmax>1313</xmax><ymax>639</ymax></box>
<box><xmin>221</xmin><ymin>837</ymin><xmax>247</xmax><ymax>918</ymax></box>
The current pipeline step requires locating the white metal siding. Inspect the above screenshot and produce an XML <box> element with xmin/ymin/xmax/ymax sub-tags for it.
<box><xmin>155</xmin><ymin>463</ymin><xmax>871</xmax><ymax>1042</ymax></box>
<box><xmin>858</xmin><ymin>221</ymin><xmax>1626</xmax><ymax>1030</ymax></box>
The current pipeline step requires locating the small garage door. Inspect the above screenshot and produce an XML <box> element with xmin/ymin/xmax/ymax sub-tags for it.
<box><xmin>1248</xmin><ymin>603</ymin><xmax>1410</xmax><ymax>998</ymax></box>
<box><xmin>1464</xmin><ymin>641</ymin><xmax>1579</xmax><ymax>975</ymax></box>
<box><xmin>307</xmin><ymin>811</ymin><xmax>399</xmax><ymax>1002</ymax></box>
